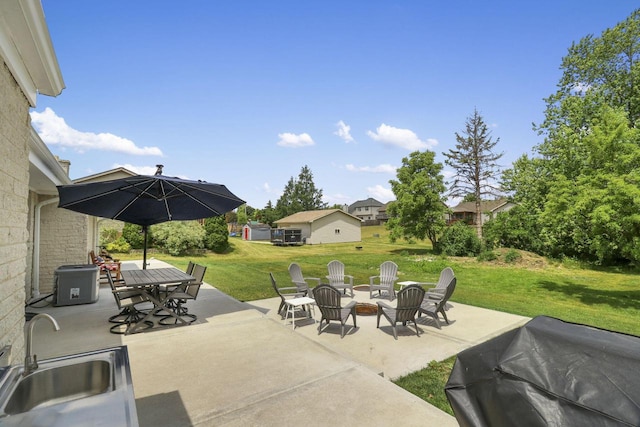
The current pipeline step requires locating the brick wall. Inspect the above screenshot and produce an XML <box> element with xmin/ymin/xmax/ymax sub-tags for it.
<box><xmin>39</xmin><ymin>203</ymin><xmax>91</xmax><ymax>294</ymax></box>
<box><xmin>0</xmin><ymin>59</ymin><xmax>31</xmax><ymax>360</ymax></box>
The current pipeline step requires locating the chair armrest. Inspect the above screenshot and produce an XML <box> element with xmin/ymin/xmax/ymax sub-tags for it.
<box><xmin>345</xmin><ymin>275</ymin><xmax>354</xmax><ymax>285</ymax></box>
<box><xmin>304</xmin><ymin>277</ymin><xmax>322</xmax><ymax>285</ymax></box>
<box><xmin>369</xmin><ymin>275</ymin><xmax>379</xmax><ymax>285</ymax></box>
<box><xmin>376</xmin><ymin>301</ymin><xmax>393</xmax><ymax>310</ymax></box>
<box><xmin>344</xmin><ymin>300</ymin><xmax>357</xmax><ymax>309</ymax></box>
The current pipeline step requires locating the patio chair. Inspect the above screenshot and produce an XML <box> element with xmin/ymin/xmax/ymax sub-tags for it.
<box><xmin>90</xmin><ymin>250</ymin><xmax>121</xmax><ymax>282</ymax></box>
<box><xmin>419</xmin><ymin>278</ymin><xmax>456</xmax><ymax>329</ymax></box>
<box><xmin>106</xmin><ymin>270</ymin><xmax>153</xmax><ymax>334</ymax></box>
<box><xmin>270</xmin><ymin>273</ymin><xmax>307</xmax><ymax>317</ymax></box>
<box><xmin>369</xmin><ymin>260</ymin><xmax>398</xmax><ymax>300</ymax></box>
<box><xmin>376</xmin><ymin>284</ymin><xmax>425</xmax><ymax>340</ymax></box>
<box><xmin>288</xmin><ymin>262</ymin><xmax>320</xmax><ymax>296</ymax></box>
<box><xmin>313</xmin><ymin>284</ymin><xmax>357</xmax><ymax>338</ymax></box>
<box><xmin>158</xmin><ymin>264</ymin><xmax>206</xmax><ymax>325</ymax></box>
<box><xmin>158</xmin><ymin>261</ymin><xmax>195</xmax><ymax>302</ymax></box>
<box><xmin>326</xmin><ymin>260</ymin><xmax>354</xmax><ymax>297</ymax></box>
<box><xmin>419</xmin><ymin>267</ymin><xmax>455</xmax><ymax>303</ymax></box>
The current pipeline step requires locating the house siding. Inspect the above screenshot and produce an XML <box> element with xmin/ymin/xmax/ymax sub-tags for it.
<box><xmin>0</xmin><ymin>58</ymin><xmax>30</xmax><ymax>358</ymax></box>
<box><xmin>306</xmin><ymin>214</ymin><xmax>361</xmax><ymax>244</ymax></box>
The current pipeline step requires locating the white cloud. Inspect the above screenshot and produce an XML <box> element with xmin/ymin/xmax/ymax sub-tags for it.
<box><xmin>30</xmin><ymin>108</ymin><xmax>163</xmax><ymax>156</ymax></box>
<box><xmin>334</xmin><ymin>120</ymin><xmax>354</xmax><ymax>143</ymax></box>
<box><xmin>276</xmin><ymin>132</ymin><xmax>314</xmax><ymax>147</ymax></box>
<box><xmin>345</xmin><ymin>163</ymin><xmax>396</xmax><ymax>173</ymax></box>
<box><xmin>366</xmin><ymin>185</ymin><xmax>395</xmax><ymax>203</ymax></box>
<box><xmin>366</xmin><ymin>123</ymin><xmax>437</xmax><ymax>151</ymax></box>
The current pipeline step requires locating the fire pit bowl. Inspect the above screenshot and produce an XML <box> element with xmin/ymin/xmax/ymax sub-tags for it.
<box><xmin>355</xmin><ymin>302</ymin><xmax>378</xmax><ymax>316</ymax></box>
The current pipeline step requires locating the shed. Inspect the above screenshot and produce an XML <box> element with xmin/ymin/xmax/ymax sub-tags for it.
<box><xmin>242</xmin><ymin>223</ymin><xmax>271</xmax><ymax>241</ymax></box>
<box><xmin>274</xmin><ymin>209</ymin><xmax>362</xmax><ymax>244</ymax></box>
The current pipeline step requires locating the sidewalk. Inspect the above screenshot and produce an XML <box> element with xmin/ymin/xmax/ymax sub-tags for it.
<box><xmin>27</xmin><ymin>259</ymin><xmax>529</xmax><ymax>426</ymax></box>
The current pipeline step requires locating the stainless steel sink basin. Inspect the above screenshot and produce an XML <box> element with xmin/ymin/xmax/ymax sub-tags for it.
<box><xmin>0</xmin><ymin>346</ymin><xmax>138</xmax><ymax>426</ymax></box>
<box><xmin>3</xmin><ymin>359</ymin><xmax>111</xmax><ymax>414</ymax></box>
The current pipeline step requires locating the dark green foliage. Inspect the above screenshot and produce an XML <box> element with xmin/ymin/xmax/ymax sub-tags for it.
<box><xmin>204</xmin><ymin>216</ymin><xmax>230</xmax><ymax>253</ymax></box>
<box><xmin>504</xmin><ymin>249</ymin><xmax>521</xmax><ymax>263</ymax></box>
<box><xmin>122</xmin><ymin>223</ymin><xmax>146</xmax><ymax>249</ymax></box>
<box><xmin>438</xmin><ymin>222</ymin><xmax>481</xmax><ymax>256</ymax></box>
<box><xmin>482</xmin><ymin>205</ymin><xmax>544</xmax><ymax>253</ymax></box>
<box><xmin>275</xmin><ymin>165</ymin><xmax>326</xmax><ymax>218</ymax></box>
<box><xmin>477</xmin><ymin>250</ymin><xmax>497</xmax><ymax>261</ymax></box>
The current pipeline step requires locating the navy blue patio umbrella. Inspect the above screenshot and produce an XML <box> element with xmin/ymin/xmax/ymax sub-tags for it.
<box><xmin>56</xmin><ymin>168</ymin><xmax>244</xmax><ymax>268</ymax></box>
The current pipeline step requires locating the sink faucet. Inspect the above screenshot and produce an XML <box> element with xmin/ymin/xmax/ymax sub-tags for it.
<box><xmin>23</xmin><ymin>313</ymin><xmax>60</xmax><ymax>377</ymax></box>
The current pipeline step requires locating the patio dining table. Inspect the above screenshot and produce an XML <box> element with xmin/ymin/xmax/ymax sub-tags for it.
<box><xmin>120</xmin><ymin>267</ymin><xmax>195</xmax><ymax>334</ymax></box>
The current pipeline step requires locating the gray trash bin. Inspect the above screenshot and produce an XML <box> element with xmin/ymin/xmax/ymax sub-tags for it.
<box><xmin>53</xmin><ymin>264</ymin><xmax>100</xmax><ymax>306</ymax></box>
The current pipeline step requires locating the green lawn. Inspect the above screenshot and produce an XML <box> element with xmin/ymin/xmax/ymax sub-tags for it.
<box><xmin>114</xmin><ymin>225</ymin><xmax>640</xmax><ymax>414</ymax></box>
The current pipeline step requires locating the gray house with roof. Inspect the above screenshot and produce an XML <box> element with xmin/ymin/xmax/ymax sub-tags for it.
<box><xmin>348</xmin><ymin>198</ymin><xmax>384</xmax><ymax>222</ymax></box>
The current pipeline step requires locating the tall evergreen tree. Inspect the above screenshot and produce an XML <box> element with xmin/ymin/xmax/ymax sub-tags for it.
<box><xmin>275</xmin><ymin>165</ymin><xmax>326</xmax><ymax>218</ymax></box>
<box><xmin>443</xmin><ymin>108</ymin><xmax>503</xmax><ymax>238</ymax></box>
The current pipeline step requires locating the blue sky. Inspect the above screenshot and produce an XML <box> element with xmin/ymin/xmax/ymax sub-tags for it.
<box><xmin>34</xmin><ymin>1</ymin><xmax>638</xmax><ymax>209</ymax></box>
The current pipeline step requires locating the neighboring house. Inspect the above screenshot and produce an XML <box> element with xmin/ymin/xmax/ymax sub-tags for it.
<box><xmin>242</xmin><ymin>223</ymin><xmax>271</xmax><ymax>241</ymax></box>
<box><xmin>375</xmin><ymin>202</ymin><xmax>392</xmax><ymax>224</ymax></box>
<box><xmin>349</xmin><ymin>198</ymin><xmax>384</xmax><ymax>222</ymax></box>
<box><xmin>449</xmin><ymin>198</ymin><xmax>516</xmax><ymax>226</ymax></box>
<box><xmin>274</xmin><ymin>209</ymin><xmax>362</xmax><ymax>244</ymax></box>
<box><xmin>0</xmin><ymin>0</ymin><xmax>75</xmax><ymax>363</ymax></box>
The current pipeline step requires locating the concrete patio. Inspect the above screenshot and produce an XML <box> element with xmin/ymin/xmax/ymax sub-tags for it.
<box><xmin>25</xmin><ymin>259</ymin><xmax>529</xmax><ymax>426</ymax></box>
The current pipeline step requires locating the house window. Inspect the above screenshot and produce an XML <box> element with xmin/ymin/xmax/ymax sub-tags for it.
<box><xmin>335</xmin><ymin>229</ymin><xmax>340</xmax><ymax>234</ymax></box>
<box><xmin>357</xmin><ymin>207</ymin><xmax>361</xmax><ymax>211</ymax></box>
<box><xmin>365</xmin><ymin>207</ymin><xmax>369</xmax><ymax>211</ymax></box>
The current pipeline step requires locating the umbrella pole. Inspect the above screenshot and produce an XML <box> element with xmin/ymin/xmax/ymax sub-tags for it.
<box><xmin>142</xmin><ymin>225</ymin><xmax>148</xmax><ymax>270</ymax></box>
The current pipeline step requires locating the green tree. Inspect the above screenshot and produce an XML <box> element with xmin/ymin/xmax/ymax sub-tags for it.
<box><xmin>275</xmin><ymin>165</ymin><xmax>326</xmax><ymax>218</ymax></box>
<box><xmin>152</xmin><ymin>221</ymin><xmax>205</xmax><ymax>256</ymax></box>
<box><xmin>204</xmin><ymin>215</ymin><xmax>230</xmax><ymax>253</ymax></box>
<box><xmin>255</xmin><ymin>201</ymin><xmax>279</xmax><ymax>226</ymax></box>
<box><xmin>443</xmin><ymin>109</ymin><xmax>503</xmax><ymax>239</ymax></box>
<box><xmin>122</xmin><ymin>223</ymin><xmax>146</xmax><ymax>249</ymax></box>
<box><xmin>386</xmin><ymin>150</ymin><xmax>448</xmax><ymax>248</ymax></box>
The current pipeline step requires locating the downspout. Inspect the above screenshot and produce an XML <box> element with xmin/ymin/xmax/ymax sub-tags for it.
<box><xmin>31</xmin><ymin>197</ymin><xmax>59</xmax><ymax>300</ymax></box>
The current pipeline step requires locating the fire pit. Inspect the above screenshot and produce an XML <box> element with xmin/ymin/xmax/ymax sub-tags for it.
<box><xmin>355</xmin><ymin>302</ymin><xmax>378</xmax><ymax>316</ymax></box>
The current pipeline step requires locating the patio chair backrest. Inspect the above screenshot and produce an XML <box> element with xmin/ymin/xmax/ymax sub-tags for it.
<box><xmin>185</xmin><ymin>261</ymin><xmax>195</xmax><ymax>275</ymax></box>
<box><xmin>327</xmin><ymin>260</ymin><xmax>345</xmax><ymax>285</ymax></box>
<box><xmin>379</xmin><ymin>261</ymin><xmax>398</xmax><ymax>285</ymax></box>
<box><xmin>436</xmin><ymin>267</ymin><xmax>455</xmax><ymax>290</ymax></box>
<box><xmin>395</xmin><ymin>285</ymin><xmax>425</xmax><ymax>322</ymax></box>
<box><xmin>313</xmin><ymin>284</ymin><xmax>343</xmax><ymax>321</ymax></box>
<box><xmin>186</xmin><ymin>264</ymin><xmax>206</xmax><ymax>299</ymax></box>
<box><xmin>288</xmin><ymin>263</ymin><xmax>304</xmax><ymax>282</ymax></box>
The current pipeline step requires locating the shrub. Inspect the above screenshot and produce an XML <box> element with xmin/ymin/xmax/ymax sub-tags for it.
<box><xmin>504</xmin><ymin>249</ymin><xmax>522</xmax><ymax>263</ymax></box>
<box><xmin>100</xmin><ymin>228</ymin><xmax>119</xmax><ymax>247</ymax></box>
<box><xmin>477</xmin><ymin>250</ymin><xmax>498</xmax><ymax>262</ymax></box>
<box><xmin>152</xmin><ymin>221</ymin><xmax>205</xmax><ymax>256</ymax></box>
<box><xmin>204</xmin><ymin>216</ymin><xmax>230</xmax><ymax>254</ymax></box>
<box><xmin>122</xmin><ymin>223</ymin><xmax>147</xmax><ymax>249</ymax></box>
<box><xmin>105</xmin><ymin>237</ymin><xmax>131</xmax><ymax>253</ymax></box>
<box><xmin>439</xmin><ymin>222</ymin><xmax>481</xmax><ymax>257</ymax></box>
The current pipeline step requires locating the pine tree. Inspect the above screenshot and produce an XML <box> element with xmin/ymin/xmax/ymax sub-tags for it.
<box><xmin>443</xmin><ymin>108</ymin><xmax>503</xmax><ymax>238</ymax></box>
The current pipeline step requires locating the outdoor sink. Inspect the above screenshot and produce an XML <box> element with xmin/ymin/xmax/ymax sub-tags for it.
<box><xmin>0</xmin><ymin>346</ymin><xmax>138</xmax><ymax>426</ymax></box>
<box><xmin>3</xmin><ymin>359</ymin><xmax>111</xmax><ymax>414</ymax></box>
